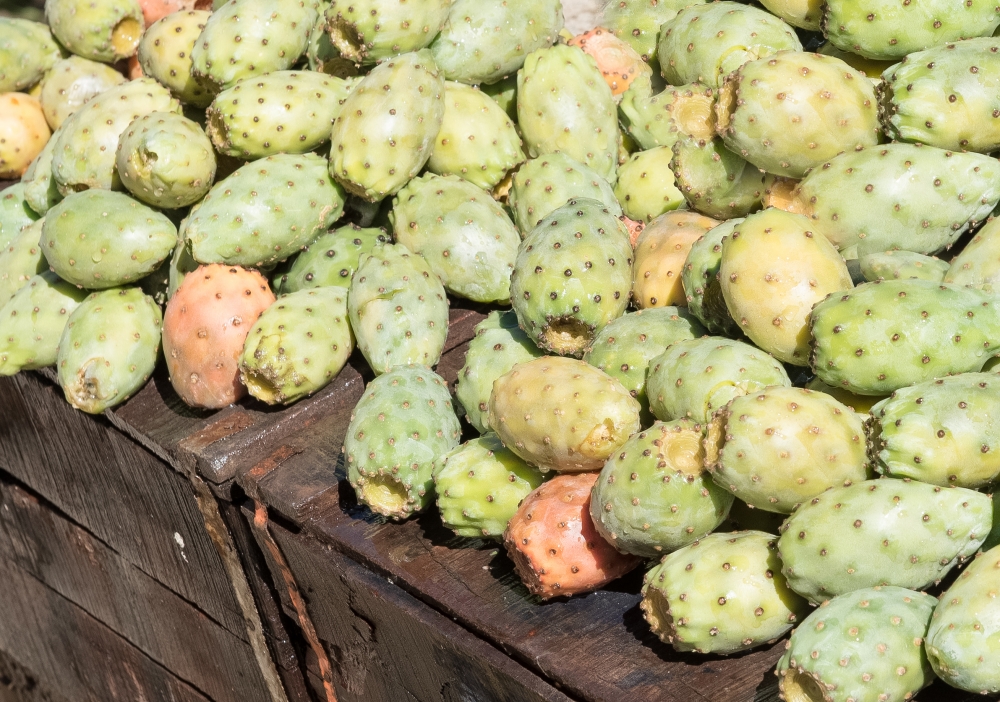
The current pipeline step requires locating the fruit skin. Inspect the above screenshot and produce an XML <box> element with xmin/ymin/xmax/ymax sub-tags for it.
<box><xmin>0</xmin><ymin>18</ymin><xmax>64</xmax><ymax>93</ymax></box>
<box><xmin>275</xmin><ymin>224</ymin><xmax>388</xmax><ymax>295</ymax></box>
<box><xmin>778</xmin><ymin>478</ymin><xmax>992</xmax><ymax>604</ymax></box>
<box><xmin>183</xmin><ymin>153</ymin><xmax>345</xmax><ymax>268</ymax></box>
<box><xmin>45</xmin><ymin>0</ymin><xmax>143</xmax><ymax>64</ymax></box>
<box><xmin>592</xmin><ymin>419</ymin><xmax>733</xmax><ymax>558</ymax></box>
<box><xmin>618</xmin><ymin>78</ymin><xmax>717</xmax><ymax>153</ymax></box>
<box><xmin>426</xmin><ymin>81</ymin><xmax>525</xmax><ymax>191</ymax></box>
<box><xmin>646</xmin><ymin>336</ymin><xmax>791</xmax><ymax>425</ymax></box>
<box><xmin>633</xmin><ymin>210</ymin><xmax>720</xmax><ymax>310</ymax></box>
<box><xmin>776</xmin><ymin>586</ymin><xmax>937</xmax><ymax>702</ymax></box>
<box><xmin>488</xmin><ymin>356</ymin><xmax>641</xmax><ymax>473</ymax></box>
<box><xmin>56</xmin><ymin>287</ymin><xmax>162</xmax><ymax>414</ymax></box>
<box><xmin>925</xmin><ymin>545</ymin><xmax>1000</xmax><ymax>694</ymax></box>
<box><xmin>804</xmin><ymin>377</ymin><xmax>883</xmax><ymax>415</ymax></box>
<box><xmin>0</xmin><ymin>94</ymin><xmax>51</xmax><ymax>180</ymax></box>
<box><xmin>0</xmin><ymin>185</ymin><xmax>39</xmax><ymax>252</ymax></box>
<box><xmin>0</xmin><ymin>272</ymin><xmax>89</xmax><ymax>375</ymax></box>
<box><xmin>613</xmin><ymin>146</ymin><xmax>685</xmax><ymax>223</ymax></box>
<box><xmin>680</xmin><ymin>218</ymin><xmax>742</xmax><ymax>337</ymax></box>
<box><xmin>325</xmin><ymin>0</ymin><xmax>452</xmax><ymax>66</ymax></box>
<box><xmin>433</xmin><ymin>433</ymin><xmax>546</xmax><ymax>539</ymax></box>
<box><xmin>455</xmin><ymin>310</ymin><xmax>544</xmax><ymax>435</ymax></box>
<box><xmin>567</xmin><ymin>26</ymin><xmax>651</xmax><ymax>96</ymax></box>
<box><xmin>600</xmin><ymin>0</ymin><xmax>705</xmax><ymax>64</ymax></box>
<box><xmin>517</xmin><ymin>44</ymin><xmax>620</xmax><ymax>183</ymax></box>
<box><xmin>138</xmin><ymin>0</ymin><xmax>211</xmax><ymax>26</ymax></box>
<box><xmin>642</xmin><ymin>531</ymin><xmax>809</xmax><ymax>655</ymax></box>
<box><xmin>21</xmin><ymin>138</ymin><xmax>62</xmax><ymax>217</ymax></box>
<box><xmin>344</xmin><ymin>365</ymin><xmax>461</xmax><ymax>520</ymax></box>
<box><xmin>867</xmin><ymin>373</ymin><xmax>1000</xmax><ymax>489</ymax></box>
<box><xmin>39</xmin><ymin>56</ymin><xmax>127</xmax><ymax>130</ymax></box>
<box><xmin>390</xmin><ymin>174</ymin><xmax>520</xmax><ymax>304</ymax></box>
<box><xmin>721</xmin><ymin>208</ymin><xmax>853</xmax><ymax>366</ymax></box>
<box><xmin>239</xmin><ymin>287</ymin><xmax>353</xmax><ymax>405</ymax></box>
<box><xmin>0</xmin><ymin>218</ymin><xmax>47</xmax><ymax>309</ymax></box>
<box><xmin>329</xmin><ymin>50</ymin><xmax>445</xmax><ymax>202</ymax></box>
<box><xmin>347</xmin><ymin>243</ymin><xmax>449</xmax><ymax>375</ymax></box>
<box><xmin>670</xmin><ymin>136</ymin><xmax>765</xmax><ymax>220</ymax></box>
<box><xmin>946</xmin><ymin>217</ymin><xmax>1000</xmax><ymax>291</ymax></box>
<box><xmin>510</xmin><ymin>198</ymin><xmax>633</xmax><ymax>357</ymax></box>
<box><xmin>809</xmin><ymin>279</ymin><xmax>1000</xmax><ymax>395</ymax></box>
<box><xmin>138</xmin><ymin>10</ymin><xmax>213</xmax><ymax>108</ymax></box>
<box><xmin>657</xmin><ymin>2</ymin><xmax>802</xmax><ymax>88</ymax></box>
<box><xmin>759</xmin><ymin>0</ymin><xmax>822</xmax><ymax>31</ymax></box>
<box><xmin>859</xmin><ymin>250</ymin><xmax>949</xmax><ymax>283</ymax></box>
<box><xmin>191</xmin><ymin>0</ymin><xmax>317</xmax><ymax>92</ymax></box>
<box><xmin>428</xmin><ymin>0</ymin><xmax>563</xmax><ymax>86</ymax></box>
<box><xmin>503</xmin><ymin>472</ymin><xmax>641</xmax><ymax>599</ymax></box>
<box><xmin>116</xmin><ymin>111</ymin><xmax>217</xmax><ymax>209</ymax></box>
<box><xmin>162</xmin><ymin>264</ymin><xmax>276</xmax><ymax>409</ymax></box>
<box><xmin>704</xmin><ymin>386</ymin><xmax>869</xmax><ymax>514</ymax></box>
<box><xmin>716</xmin><ymin>52</ymin><xmax>880</xmax><ymax>179</ymax></box>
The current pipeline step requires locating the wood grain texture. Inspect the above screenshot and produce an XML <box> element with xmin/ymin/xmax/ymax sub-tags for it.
<box><xmin>0</xmin><ymin>648</ymin><xmax>70</xmax><ymax>702</ymax></box>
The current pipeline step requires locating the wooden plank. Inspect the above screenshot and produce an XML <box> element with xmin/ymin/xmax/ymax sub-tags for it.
<box><xmin>0</xmin><ymin>646</ymin><xmax>71</xmax><ymax>702</ymax></box>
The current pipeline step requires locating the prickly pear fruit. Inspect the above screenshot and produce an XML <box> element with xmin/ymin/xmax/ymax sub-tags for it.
<box><xmin>138</xmin><ymin>0</ymin><xmax>210</xmax><ymax>26</ymax></box>
<box><xmin>517</xmin><ymin>44</ymin><xmax>619</xmax><ymax>182</ymax></box>
<box><xmin>510</xmin><ymin>198</ymin><xmax>633</xmax><ymax>357</ymax></box>
<box><xmin>809</xmin><ymin>279</ymin><xmax>1000</xmax><ymax>395</ymax></box>
<box><xmin>166</xmin><ymin>235</ymin><xmax>197</xmax><ymax>300</ymax></box>
<box><xmin>325</xmin><ymin>0</ymin><xmax>452</xmax><ymax>66</ymax></box>
<box><xmin>859</xmin><ymin>250</ymin><xmax>949</xmax><ymax>283</ymax></box>
<box><xmin>390</xmin><ymin>174</ymin><xmax>520</xmax><ymax>304</ymax></box>
<box><xmin>567</xmin><ymin>26</ymin><xmax>651</xmax><ymax>96</ymax></box>
<box><xmin>600</xmin><ymin>0</ymin><xmax>704</xmax><ymax>64</ymax></box>
<box><xmin>56</xmin><ymin>288</ymin><xmax>162</xmax><ymax>414</ymax></box>
<box><xmin>45</xmin><ymin>0</ymin><xmax>143</xmax><ymax>64</ymax></box>
<box><xmin>344</xmin><ymin>365</ymin><xmax>461</xmax><ymax>520</ymax></box>
<box><xmin>429</xmin><ymin>0</ymin><xmax>563</xmax><ymax>85</ymax></box>
<box><xmin>716</xmin><ymin>52</ymin><xmax>880</xmax><ymax>178</ymax></box>
<box><xmin>348</xmin><ymin>243</ymin><xmax>449</xmax><ymax>375</ymax></box>
<box><xmin>0</xmin><ymin>18</ymin><xmax>64</xmax><ymax>93</ymax></box>
<box><xmin>670</xmin><ymin>136</ymin><xmax>765</xmax><ymax>220</ymax></box>
<box><xmin>613</xmin><ymin>146</ymin><xmax>684</xmax><ymax>223</ymax></box>
<box><xmin>0</xmin><ymin>185</ymin><xmax>39</xmax><ymax>250</ymax></box>
<box><xmin>39</xmin><ymin>57</ymin><xmax>127</xmax><ymax>130</ymax></box>
<box><xmin>945</xmin><ymin>217</ymin><xmax>1000</xmax><ymax>291</ymax></box>
<box><xmin>646</xmin><ymin>337</ymin><xmax>791</xmax><ymax>424</ymax></box>
<box><xmin>633</xmin><ymin>210</ymin><xmax>720</xmax><ymax>310</ymax></box>
<box><xmin>704</xmin><ymin>386</ymin><xmax>869</xmax><ymax>514</ymax></box>
<box><xmin>642</xmin><ymin>531</ymin><xmax>808</xmax><ymax>654</ymax></box>
<box><xmin>306</xmin><ymin>10</ymin><xmax>357</xmax><ymax>79</ymax></box>
<box><xmin>504</xmin><ymin>472</ymin><xmax>641</xmax><ymax>599</ymax></box>
<box><xmin>619</xmin><ymin>78</ymin><xmax>716</xmax><ymax>155</ymax></box>
<box><xmin>776</xmin><ymin>587</ymin><xmax>937</xmax><ymax>702</ymax></box>
<box><xmin>0</xmin><ymin>272</ymin><xmax>88</xmax><ymax>375</ymax></box>
<box><xmin>138</xmin><ymin>10</ymin><xmax>213</xmax><ymax>107</ymax></box>
<box><xmin>592</xmin><ymin>419</ymin><xmax>733</xmax><ymax>557</ymax></box>
<box><xmin>778</xmin><ymin>479</ymin><xmax>992</xmax><ymax>603</ymax></box>
<box><xmin>657</xmin><ymin>2</ymin><xmax>802</xmax><ymax>88</ymax></box>
<box><xmin>722</xmin><ymin>499</ymin><xmax>786</xmax><ymax>534</ymax></box>
<box><xmin>183</xmin><ymin>153</ymin><xmax>345</xmax><ymax>268</ymax></box>
<box><xmin>804</xmin><ymin>377</ymin><xmax>882</xmax><ymax>415</ymax></box>
<box><xmin>759</xmin><ymin>0</ymin><xmax>822</xmax><ymax>30</ymax></box>
<box><xmin>434</xmin><ymin>433</ymin><xmax>546</xmax><ymax>539</ymax></box>
<box><xmin>680</xmin><ymin>218</ymin><xmax>741</xmax><ymax>336</ymax></box>
<box><xmin>507</xmin><ymin>153</ymin><xmax>621</xmax><ymax>235</ymax></box>
<box><xmin>0</xmin><ymin>94</ymin><xmax>50</xmax><ymax>180</ymax></box>
<box><xmin>489</xmin><ymin>356</ymin><xmax>641</xmax><ymax>473</ymax></box>
<box><xmin>275</xmin><ymin>224</ymin><xmax>388</xmax><ymax>295</ymax></box>
<box><xmin>0</xmin><ymin>218</ymin><xmax>46</xmax><ymax>309</ymax></box>
<box><xmin>455</xmin><ymin>310</ymin><xmax>544</xmax><ymax>434</ymax></box>
<box><xmin>329</xmin><ymin>50</ymin><xmax>444</xmax><ymax>202</ymax></box>
<box><xmin>480</xmin><ymin>74</ymin><xmax>517</xmax><ymax>120</ymax></box>
<box><xmin>162</xmin><ymin>264</ymin><xmax>276</xmax><ymax>409</ymax></box>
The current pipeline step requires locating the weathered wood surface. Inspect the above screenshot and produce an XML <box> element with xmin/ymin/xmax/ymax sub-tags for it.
<box><xmin>0</xmin><ymin>646</ymin><xmax>70</xmax><ymax>702</ymax></box>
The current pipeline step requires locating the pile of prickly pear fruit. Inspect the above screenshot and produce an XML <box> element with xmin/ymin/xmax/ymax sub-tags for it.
<box><xmin>5</xmin><ymin>0</ymin><xmax>1000</xmax><ymax>695</ymax></box>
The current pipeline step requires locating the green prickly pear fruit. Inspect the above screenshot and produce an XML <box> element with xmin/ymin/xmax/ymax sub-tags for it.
<box><xmin>517</xmin><ymin>44</ymin><xmax>620</xmax><ymax>183</ymax></box>
<box><xmin>480</xmin><ymin>74</ymin><xmax>517</xmax><ymax>121</ymax></box>
<box><xmin>138</xmin><ymin>10</ymin><xmax>213</xmax><ymax>108</ymax></box>
<box><xmin>634</xmin><ymin>210</ymin><xmax>721</xmax><ymax>310</ymax></box>
<box><xmin>823</xmin><ymin>0</ymin><xmax>1000</xmax><ymax>60</ymax></box>
<box><xmin>0</xmin><ymin>18</ymin><xmax>64</xmax><ymax>93</ymax></box>
<box><xmin>348</xmin><ymin>243</ymin><xmax>449</xmax><ymax>375</ymax></box>
<box><xmin>116</xmin><ymin>112</ymin><xmax>216</xmax><ymax>209</ymax></box>
<box><xmin>778</xmin><ymin>478</ymin><xmax>992</xmax><ymax>604</ymax></box>
<box><xmin>329</xmin><ymin>50</ymin><xmax>445</xmax><ymax>202</ymax></box>
<box><xmin>817</xmin><ymin>41</ymin><xmax>897</xmax><ymax>81</ymax></box>
<box><xmin>646</xmin><ymin>336</ymin><xmax>791</xmax><ymax>424</ymax></box>
<box><xmin>642</xmin><ymin>531</ymin><xmax>809</xmax><ymax>655</ymax></box>
<box><xmin>613</xmin><ymin>146</ymin><xmax>684</xmax><ymax>223</ymax></box>
<box><xmin>510</xmin><ymin>198</ymin><xmax>632</xmax><ymax>357</ymax></box>
<box><xmin>390</xmin><ymin>174</ymin><xmax>520</xmax><ymax>304</ymax></box>
<box><xmin>583</xmin><ymin>307</ymin><xmax>706</xmax><ymax>422</ymax></box>
<box><xmin>344</xmin><ymin>365</ymin><xmax>461</xmax><ymax>520</ymax></box>
<box><xmin>426</xmin><ymin>82</ymin><xmax>525</xmax><ymax>191</ymax></box>
<box><xmin>720</xmin><ymin>208</ymin><xmax>853</xmax><ymax>366</ymax></box>
<box><xmin>0</xmin><ymin>219</ymin><xmax>47</xmax><ymax>309</ymax></box>
<box><xmin>716</xmin><ymin>52</ymin><xmax>880</xmax><ymax>178</ymax></box>
<box><xmin>191</xmin><ymin>0</ymin><xmax>317</xmax><ymax>92</ymax></box>
<box><xmin>275</xmin><ymin>224</ymin><xmax>388</xmax><ymax>295</ymax></box>
<box><xmin>41</xmin><ymin>190</ymin><xmax>177</xmax><ymax>290</ymax></box>
<box><xmin>56</xmin><ymin>287</ymin><xmax>162</xmax><ymax>413</ymax></box>
<box><xmin>504</xmin><ymin>472</ymin><xmax>641</xmax><ymax>599</ymax></box>
<box><xmin>867</xmin><ymin>373</ymin><xmax>1000</xmax><ymax>488</ymax></box>
<box><xmin>0</xmin><ymin>272</ymin><xmax>88</xmax><ymax>375</ymax></box>
<box><xmin>721</xmin><ymin>499</ymin><xmax>786</xmax><ymax>535</ymax></box>
<box><xmin>704</xmin><ymin>386</ymin><xmax>869</xmax><ymax>514</ymax></box>
<box><xmin>45</xmin><ymin>0</ymin><xmax>143</xmax><ymax>64</ymax></box>
<box><xmin>600</xmin><ymin>0</ymin><xmax>705</xmax><ymax>64</ymax></box>
<box><xmin>183</xmin><ymin>153</ymin><xmax>345</xmax><ymax>268</ymax></box>
<box><xmin>39</xmin><ymin>57</ymin><xmax>128</xmax><ymax>130</ymax></box>
<box><xmin>859</xmin><ymin>250</ymin><xmax>949</xmax><ymax>283</ymax></box>
<box><xmin>680</xmin><ymin>218</ymin><xmax>742</xmax><ymax>337</ymax></box>
<box><xmin>670</xmin><ymin>135</ymin><xmax>765</xmax><ymax>220</ymax></box>
<box><xmin>21</xmin><ymin>135</ymin><xmax>62</xmax><ymax>217</ymax></box>
<box><xmin>804</xmin><ymin>377</ymin><xmax>883</xmax><ymax>415</ymax></box>
<box><xmin>591</xmin><ymin>419</ymin><xmax>733</xmax><ymax>558</ymax></box>
<box><xmin>759</xmin><ymin>0</ymin><xmax>822</xmax><ymax>30</ymax></box>
<box><xmin>618</xmin><ymin>78</ymin><xmax>717</xmax><ymax>153</ymax></box>
<box><xmin>433</xmin><ymin>433</ymin><xmax>546</xmax><ymax>539</ymax></box>
<box><xmin>325</xmin><ymin>0</ymin><xmax>452</xmax><ymax>66</ymax></box>
<box><xmin>239</xmin><ymin>288</ymin><xmax>353</xmax><ymax>405</ymax></box>
<box><xmin>809</xmin><ymin>279</ymin><xmax>1000</xmax><ymax>395</ymax></box>
<box><xmin>455</xmin><ymin>310</ymin><xmax>544</xmax><ymax>435</ymax></box>
<box><xmin>507</xmin><ymin>153</ymin><xmax>621</xmax><ymax>235</ymax></box>
<box><xmin>657</xmin><ymin>2</ymin><xmax>802</xmax><ymax>88</ymax></box>
<box><xmin>946</xmin><ymin>217</ymin><xmax>1000</xmax><ymax>291</ymax></box>
<box><xmin>488</xmin><ymin>356</ymin><xmax>641</xmax><ymax>473</ymax></box>
<box><xmin>776</xmin><ymin>587</ymin><xmax>937</xmax><ymax>702</ymax></box>
<box><xmin>166</xmin><ymin>234</ymin><xmax>197</xmax><ymax>300</ymax></box>
<box><xmin>429</xmin><ymin>0</ymin><xmax>563</xmax><ymax>86</ymax></box>
<box><xmin>0</xmin><ymin>185</ymin><xmax>39</xmax><ymax>251</ymax></box>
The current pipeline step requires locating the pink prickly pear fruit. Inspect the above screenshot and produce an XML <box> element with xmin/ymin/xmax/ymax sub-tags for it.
<box><xmin>567</xmin><ymin>27</ymin><xmax>651</xmax><ymax>96</ymax></box>
<box><xmin>622</xmin><ymin>214</ymin><xmax>645</xmax><ymax>248</ymax></box>
<box><xmin>162</xmin><ymin>264</ymin><xmax>275</xmax><ymax>409</ymax></box>
<box><xmin>138</xmin><ymin>0</ymin><xmax>211</xmax><ymax>26</ymax></box>
<box><xmin>504</xmin><ymin>473</ymin><xmax>641</xmax><ymax>599</ymax></box>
